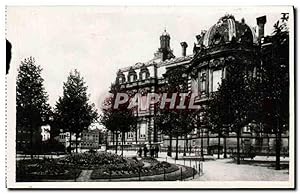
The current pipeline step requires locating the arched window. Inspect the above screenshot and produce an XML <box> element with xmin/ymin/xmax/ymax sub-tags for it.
<box><xmin>119</xmin><ymin>77</ymin><xmax>123</xmax><ymax>83</ymax></box>
<box><xmin>139</xmin><ymin>65</ymin><xmax>150</xmax><ymax>80</ymax></box>
<box><xmin>128</xmin><ymin>68</ymin><xmax>137</xmax><ymax>82</ymax></box>
<box><xmin>117</xmin><ymin>70</ymin><xmax>125</xmax><ymax>83</ymax></box>
<box><xmin>142</xmin><ymin>72</ymin><xmax>147</xmax><ymax>80</ymax></box>
<box><xmin>129</xmin><ymin>75</ymin><xmax>136</xmax><ymax>82</ymax></box>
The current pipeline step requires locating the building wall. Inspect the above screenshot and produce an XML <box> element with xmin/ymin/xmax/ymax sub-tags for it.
<box><xmin>57</xmin><ymin>129</ymin><xmax>102</xmax><ymax>151</ymax></box>
<box><xmin>16</xmin><ymin>126</ymin><xmax>46</xmax><ymax>152</ymax></box>
<box><xmin>81</xmin><ymin>130</ymin><xmax>100</xmax><ymax>149</ymax></box>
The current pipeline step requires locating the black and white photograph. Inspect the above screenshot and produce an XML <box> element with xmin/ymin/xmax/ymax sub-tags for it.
<box><xmin>5</xmin><ymin>5</ymin><xmax>295</xmax><ymax>189</ymax></box>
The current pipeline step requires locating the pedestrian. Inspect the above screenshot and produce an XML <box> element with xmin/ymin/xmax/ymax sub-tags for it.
<box><xmin>138</xmin><ymin>147</ymin><xmax>142</xmax><ymax>157</ymax></box>
<box><xmin>155</xmin><ymin>145</ymin><xmax>159</xmax><ymax>158</ymax></box>
<box><xmin>143</xmin><ymin>145</ymin><xmax>148</xmax><ymax>157</ymax></box>
<box><xmin>150</xmin><ymin>146</ymin><xmax>155</xmax><ymax>158</ymax></box>
<box><xmin>167</xmin><ymin>145</ymin><xmax>171</xmax><ymax>157</ymax></box>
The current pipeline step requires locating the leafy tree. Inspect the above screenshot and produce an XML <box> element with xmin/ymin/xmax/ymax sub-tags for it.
<box><xmin>54</xmin><ymin>69</ymin><xmax>98</xmax><ymax>153</ymax></box>
<box><xmin>100</xmin><ymin>85</ymin><xmax>138</xmax><ymax>156</ymax></box>
<box><xmin>207</xmin><ymin>78</ymin><xmax>234</xmax><ymax>159</ymax></box>
<box><xmin>260</xmin><ymin>16</ymin><xmax>289</xmax><ymax>170</ymax></box>
<box><xmin>155</xmin><ymin>66</ymin><xmax>195</xmax><ymax>160</ymax></box>
<box><xmin>209</xmin><ymin>57</ymin><xmax>260</xmax><ymax>164</ymax></box>
<box><xmin>48</xmin><ymin>109</ymin><xmax>61</xmax><ymax>140</ymax></box>
<box><xmin>16</xmin><ymin>57</ymin><xmax>51</xmax><ymax>156</ymax></box>
<box><xmin>191</xmin><ymin>105</ymin><xmax>210</xmax><ymax>159</ymax></box>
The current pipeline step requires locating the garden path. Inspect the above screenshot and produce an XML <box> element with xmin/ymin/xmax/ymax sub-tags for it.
<box><xmin>76</xmin><ymin>170</ymin><xmax>93</xmax><ymax>182</ymax></box>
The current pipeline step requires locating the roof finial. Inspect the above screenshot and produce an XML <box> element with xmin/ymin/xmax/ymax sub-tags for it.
<box><xmin>162</xmin><ymin>27</ymin><xmax>169</xmax><ymax>36</ymax></box>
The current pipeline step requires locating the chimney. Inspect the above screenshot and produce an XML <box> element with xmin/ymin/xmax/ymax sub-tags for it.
<box><xmin>180</xmin><ymin>42</ymin><xmax>188</xmax><ymax>57</ymax></box>
<box><xmin>256</xmin><ymin>16</ymin><xmax>267</xmax><ymax>41</ymax></box>
<box><xmin>241</xmin><ymin>18</ymin><xmax>245</xmax><ymax>24</ymax></box>
<box><xmin>196</xmin><ymin>34</ymin><xmax>202</xmax><ymax>43</ymax></box>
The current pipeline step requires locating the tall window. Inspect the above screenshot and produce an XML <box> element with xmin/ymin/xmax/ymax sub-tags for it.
<box><xmin>140</xmin><ymin>123</ymin><xmax>146</xmax><ymax>138</ymax></box>
<box><xmin>127</xmin><ymin>132</ymin><xmax>134</xmax><ymax>138</ymax></box>
<box><xmin>200</xmin><ymin>72</ymin><xmax>206</xmax><ymax>93</ymax></box>
<box><xmin>212</xmin><ymin>69</ymin><xmax>222</xmax><ymax>92</ymax></box>
<box><xmin>142</xmin><ymin>72</ymin><xmax>146</xmax><ymax>80</ymax></box>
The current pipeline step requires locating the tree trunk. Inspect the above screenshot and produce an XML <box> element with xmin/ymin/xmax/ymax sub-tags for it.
<box><xmin>217</xmin><ymin>132</ymin><xmax>221</xmax><ymax>159</ymax></box>
<box><xmin>207</xmin><ymin>131</ymin><xmax>210</xmax><ymax>150</ymax></box>
<box><xmin>136</xmin><ymin>128</ymin><xmax>138</xmax><ymax>144</ymax></box>
<box><xmin>169</xmin><ymin>135</ymin><xmax>173</xmax><ymax>157</ymax></box>
<box><xmin>201</xmin><ymin>129</ymin><xmax>204</xmax><ymax>159</ymax></box>
<box><xmin>30</xmin><ymin>130</ymin><xmax>33</xmax><ymax>159</ymax></box>
<box><xmin>121</xmin><ymin>132</ymin><xmax>124</xmax><ymax>157</ymax></box>
<box><xmin>75</xmin><ymin>132</ymin><xmax>78</xmax><ymax>153</ymax></box>
<box><xmin>68</xmin><ymin>131</ymin><xmax>72</xmax><ymax>154</ymax></box>
<box><xmin>112</xmin><ymin>131</ymin><xmax>115</xmax><ymax>149</ymax></box>
<box><xmin>175</xmin><ymin>136</ymin><xmax>179</xmax><ymax>160</ymax></box>
<box><xmin>224</xmin><ymin>135</ymin><xmax>227</xmax><ymax>158</ymax></box>
<box><xmin>183</xmin><ymin>135</ymin><xmax>187</xmax><ymax>156</ymax></box>
<box><xmin>236</xmin><ymin>129</ymin><xmax>241</xmax><ymax>164</ymax></box>
<box><xmin>115</xmin><ymin>131</ymin><xmax>118</xmax><ymax>154</ymax></box>
<box><xmin>275</xmin><ymin>119</ymin><xmax>281</xmax><ymax>170</ymax></box>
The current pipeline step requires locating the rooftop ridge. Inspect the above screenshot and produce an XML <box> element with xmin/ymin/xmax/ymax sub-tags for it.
<box><xmin>118</xmin><ymin>55</ymin><xmax>193</xmax><ymax>72</ymax></box>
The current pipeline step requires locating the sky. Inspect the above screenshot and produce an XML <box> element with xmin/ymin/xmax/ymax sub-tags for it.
<box><xmin>6</xmin><ymin>6</ymin><xmax>291</xmax><ymax>113</ymax></box>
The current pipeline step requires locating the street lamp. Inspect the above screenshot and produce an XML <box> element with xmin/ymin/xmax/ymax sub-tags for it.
<box><xmin>201</xmin><ymin>127</ymin><xmax>204</xmax><ymax>160</ymax></box>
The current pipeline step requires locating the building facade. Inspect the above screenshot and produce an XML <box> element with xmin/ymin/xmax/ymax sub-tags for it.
<box><xmin>107</xmin><ymin>14</ymin><xmax>289</xmax><ymax>153</ymax></box>
<box><xmin>108</xmin><ymin>29</ymin><xmax>193</xmax><ymax>147</ymax></box>
<box><xmin>56</xmin><ymin>129</ymin><xmax>103</xmax><ymax>152</ymax></box>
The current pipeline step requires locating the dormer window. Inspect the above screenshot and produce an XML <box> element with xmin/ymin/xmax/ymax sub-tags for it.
<box><xmin>128</xmin><ymin>68</ymin><xmax>137</xmax><ymax>83</ymax></box>
<box><xmin>139</xmin><ymin>65</ymin><xmax>150</xmax><ymax>80</ymax></box>
<box><xmin>117</xmin><ymin>70</ymin><xmax>125</xmax><ymax>84</ymax></box>
<box><xmin>142</xmin><ymin>72</ymin><xmax>146</xmax><ymax>80</ymax></box>
<box><xmin>119</xmin><ymin>77</ymin><xmax>123</xmax><ymax>84</ymax></box>
<box><xmin>129</xmin><ymin>75</ymin><xmax>135</xmax><ymax>82</ymax></box>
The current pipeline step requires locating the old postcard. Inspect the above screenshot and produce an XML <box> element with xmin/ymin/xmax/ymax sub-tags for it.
<box><xmin>5</xmin><ymin>6</ymin><xmax>295</xmax><ymax>189</ymax></box>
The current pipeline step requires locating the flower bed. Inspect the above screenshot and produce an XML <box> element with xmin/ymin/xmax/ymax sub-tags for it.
<box><xmin>16</xmin><ymin>158</ymin><xmax>81</xmax><ymax>182</ymax></box>
<box><xmin>90</xmin><ymin>159</ymin><xmax>179</xmax><ymax>179</ymax></box>
<box><xmin>58</xmin><ymin>152</ymin><xmax>143</xmax><ymax>170</ymax></box>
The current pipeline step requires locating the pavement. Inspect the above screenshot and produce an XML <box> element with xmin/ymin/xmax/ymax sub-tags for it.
<box><xmin>110</xmin><ymin>150</ymin><xmax>290</xmax><ymax>181</ymax></box>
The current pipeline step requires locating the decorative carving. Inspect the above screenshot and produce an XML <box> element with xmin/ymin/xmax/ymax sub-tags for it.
<box><xmin>138</xmin><ymin>87</ymin><xmax>151</xmax><ymax>95</ymax></box>
<box><xmin>127</xmin><ymin>89</ymin><xmax>138</xmax><ymax>97</ymax></box>
<box><xmin>189</xmin><ymin>68</ymin><xmax>198</xmax><ymax>79</ymax></box>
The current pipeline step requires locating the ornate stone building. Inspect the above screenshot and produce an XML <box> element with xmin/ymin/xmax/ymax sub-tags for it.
<box><xmin>108</xmin><ymin>14</ymin><xmax>288</xmax><ymax>153</ymax></box>
<box><xmin>108</xmin><ymin>30</ymin><xmax>193</xmax><ymax>147</ymax></box>
<box><xmin>186</xmin><ymin>15</ymin><xmax>261</xmax><ymax>151</ymax></box>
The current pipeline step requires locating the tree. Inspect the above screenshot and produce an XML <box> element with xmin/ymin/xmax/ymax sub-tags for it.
<box><xmin>209</xmin><ymin>57</ymin><xmax>260</xmax><ymax>164</ymax></box>
<box><xmin>54</xmin><ymin>69</ymin><xmax>98</xmax><ymax>153</ymax></box>
<box><xmin>192</xmin><ymin>105</ymin><xmax>210</xmax><ymax>159</ymax></box>
<box><xmin>100</xmin><ymin>85</ymin><xmax>138</xmax><ymax>156</ymax></box>
<box><xmin>207</xmin><ymin>78</ymin><xmax>234</xmax><ymax>159</ymax></box>
<box><xmin>260</xmin><ymin>16</ymin><xmax>289</xmax><ymax>170</ymax></box>
<box><xmin>16</xmin><ymin>57</ymin><xmax>51</xmax><ymax>157</ymax></box>
<box><xmin>156</xmin><ymin>108</ymin><xmax>195</xmax><ymax>160</ymax></box>
<box><xmin>155</xmin><ymin>66</ymin><xmax>195</xmax><ymax>160</ymax></box>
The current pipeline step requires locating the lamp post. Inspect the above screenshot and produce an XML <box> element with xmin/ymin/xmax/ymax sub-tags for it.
<box><xmin>201</xmin><ymin>127</ymin><xmax>204</xmax><ymax>160</ymax></box>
